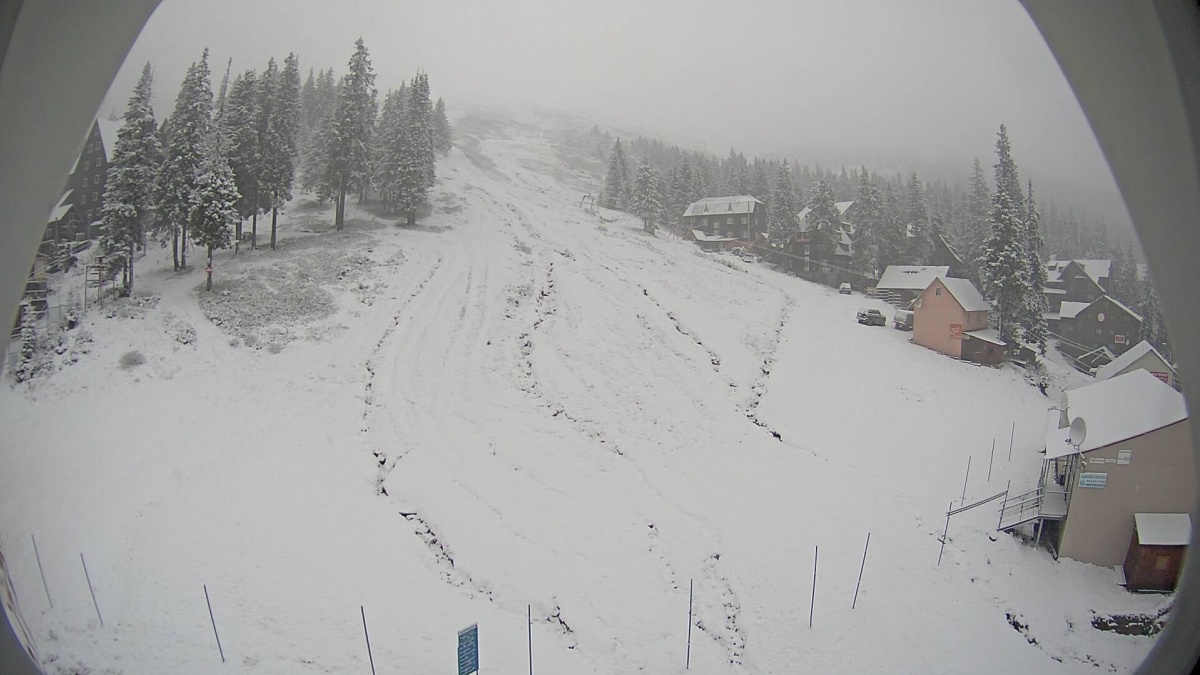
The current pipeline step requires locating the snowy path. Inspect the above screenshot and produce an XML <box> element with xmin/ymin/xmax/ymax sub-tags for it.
<box><xmin>0</xmin><ymin>111</ymin><xmax>1170</xmax><ymax>675</ymax></box>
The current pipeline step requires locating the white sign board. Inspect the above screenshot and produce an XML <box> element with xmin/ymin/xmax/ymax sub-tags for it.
<box><xmin>1079</xmin><ymin>472</ymin><xmax>1108</xmax><ymax>489</ymax></box>
<box><xmin>1117</xmin><ymin>450</ymin><xmax>1132</xmax><ymax>465</ymax></box>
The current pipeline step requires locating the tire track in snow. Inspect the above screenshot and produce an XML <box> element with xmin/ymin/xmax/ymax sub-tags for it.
<box><xmin>399</xmin><ymin>512</ymin><xmax>495</xmax><ymax>602</ymax></box>
<box><xmin>742</xmin><ymin>296</ymin><xmax>800</xmax><ymax>447</ymax></box>
<box><xmin>360</xmin><ymin>256</ymin><xmax>443</xmax><ymax>492</ymax></box>
<box><xmin>697</xmin><ymin>552</ymin><xmax>749</xmax><ymax>670</ymax></box>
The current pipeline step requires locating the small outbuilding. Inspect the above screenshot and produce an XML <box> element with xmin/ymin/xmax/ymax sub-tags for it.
<box><xmin>912</xmin><ymin>276</ymin><xmax>1004</xmax><ymax>364</ymax></box>
<box><xmin>1095</xmin><ymin>340</ymin><xmax>1176</xmax><ymax>388</ymax></box>
<box><xmin>1123</xmin><ymin>513</ymin><xmax>1191</xmax><ymax>592</ymax></box>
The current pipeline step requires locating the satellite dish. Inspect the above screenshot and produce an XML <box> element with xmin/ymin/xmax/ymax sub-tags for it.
<box><xmin>1069</xmin><ymin>417</ymin><xmax>1088</xmax><ymax>448</ymax></box>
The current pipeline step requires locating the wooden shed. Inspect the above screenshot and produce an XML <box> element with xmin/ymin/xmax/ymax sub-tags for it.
<box><xmin>1123</xmin><ymin>513</ymin><xmax>1191</xmax><ymax>592</ymax></box>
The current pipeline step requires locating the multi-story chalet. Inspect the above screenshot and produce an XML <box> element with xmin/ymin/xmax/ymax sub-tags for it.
<box><xmin>789</xmin><ymin>200</ymin><xmax>855</xmax><ymax>278</ymax></box>
<box><xmin>1053</xmin><ymin>295</ymin><xmax>1142</xmax><ymax>357</ymax></box>
<box><xmin>1044</xmin><ymin>259</ymin><xmax>1111</xmax><ymax>312</ymax></box>
<box><xmin>930</xmin><ymin>233</ymin><xmax>967</xmax><ymax>278</ymax></box>
<box><xmin>681</xmin><ymin>196</ymin><xmax>766</xmax><ymax>241</ymax></box>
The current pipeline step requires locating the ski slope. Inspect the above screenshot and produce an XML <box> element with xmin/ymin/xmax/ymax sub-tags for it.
<box><xmin>0</xmin><ymin>109</ymin><xmax>1169</xmax><ymax>674</ymax></box>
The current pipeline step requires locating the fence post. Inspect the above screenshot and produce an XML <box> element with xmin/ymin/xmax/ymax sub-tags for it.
<box><xmin>1008</xmin><ymin>421</ymin><xmax>1015</xmax><ymax>461</ymax></box>
<box><xmin>80</xmin><ymin>553</ymin><xmax>102</xmax><ymax>626</ymax></box>
<box><xmin>204</xmin><ymin>584</ymin><xmax>225</xmax><ymax>663</ymax></box>
<box><xmin>686</xmin><ymin>579</ymin><xmax>693</xmax><ymax>670</ymax></box>
<box><xmin>938</xmin><ymin>501</ymin><xmax>952</xmax><ymax>566</ymax></box>
<box><xmin>852</xmin><ymin>533</ymin><xmax>871</xmax><ymax>609</ymax></box>
<box><xmin>988</xmin><ymin>440</ymin><xmax>995</xmax><ymax>482</ymax></box>
<box><xmin>960</xmin><ymin>456</ymin><xmax>971</xmax><ymax>506</ymax></box>
<box><xmin>31</xmin><ymin>534</ymin><xmax>51</xmax><ymax>609</ymax></box>
<box><xmin>528</xmin><ymin>604</ymin><xmax>533</xmax><ymax>675</ymax></box>
<box><xmin>361</xmin><ymin>606</ymin><xmax>376</xmax><ymax>675</ymax></box>
<box><xmin>809</xmin><ymin>545</ymin><xmax>818</xmax><ymax>628</ymax></box>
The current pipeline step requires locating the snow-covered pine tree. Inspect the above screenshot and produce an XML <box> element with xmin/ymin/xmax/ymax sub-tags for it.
<box><xmin>767</xmin><ymin>161</ymin><xmax>800</xmax><ymax>245</ymax></box>
<box><xmin>904</xmin><ymin>172</ymin><xmax>932</xmax><ymax>264</ymax></box>
<box><xmin>393</xmin><ymin>72</ymin><xmax>435</xmax><ymax>227</ymax></box>
<box><xmin>981</xmin><ymin>124</ymin><xmax>1030</xmax><ymax>346</ymax></box>
<box><xmin>803</xmin><ymin>178</ymin><xmax>839</xmax><ymax>259</ymax></box>
<box><xmin>409</xmin><ymin>72</ymin><xmax>435</xmax><ymax>192</ymax></box>
<box><xmin>630</xmin><ymin>159</ymin><xmax>664</xmax><ymax>232</ymax></box>
<box><xmin>372</xmin><ymin>88</ymin><xmax>403</xmax><ymax>213</ymax></box>
<box><xmin>432</xmin><ymin>96</ymin><xmax>452</xmax><ymax>154</ymax></box>
<box><xmin>851</xmin><ymin>167</ymin><xmax>882</xmax><ymax>276</ymax></box>
<box><xmin>156</xmin><ymin>48</ymin><xmax>213</xmax><ymax>271</ymax></box>
<box><xmin>669</xmin><ymin>159</ymin><xmax>694</xmax><ymax>228</ymax></box>
<box><xmin>263</xmin><ymin>53</ymin><xmax>301</xmax><ymax>250</ymax></box>
<box><xmin>601</xmin><ymin>138</ymin><xmax>630</xmax><ymax>211</ymax></box>
<box><xmin>189</xmin><ymin>128</ymin><xmax>240</xmax><ymax>291</ymax></box>
<box><xmin>749</xmin><ymin>162</ymin><xmax>770</xmax><ymax>204</ymax></box>
<box><xmin>99</xmin><ymin>61</ymin><xmax>160</xmax><ymax>294</ymax></box>
<box><xmin>1136</xmin><ymin>274</ymin><xmax>1170</xmax><ymax>360</ymax></box>
<box><xmin>312</xmin><ymin>39</ymin><xmax>377</xmax><ymax>230</ymax></box>
<box><xmin>224</xmin><ymin>68</ymin><xmax>263</xmax><ymax>249</ymax></box>
<box><xmin>1021</xmin><ymin>180</ymin><xmax>1049</xmax><ymax>355</ymax></box>
<box><xmin>14</xmin><ymin>302</ymin><xmax>39</xmax><ymax>383</ymax></box>
<box><xmin>964</xmin><ymin>157</ymin><xmax>991</xmax><ymax>275</ymax></box>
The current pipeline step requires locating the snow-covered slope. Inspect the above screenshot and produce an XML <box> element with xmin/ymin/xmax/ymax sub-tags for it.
<box><xmin>0</xmin><ymin>110</ymin><xmax>1168</xmax><ymax>674</ymax></box>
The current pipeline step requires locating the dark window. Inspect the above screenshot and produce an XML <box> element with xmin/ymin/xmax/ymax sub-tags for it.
<box><xmin>92</xmin><ymin>191</ymin><xmax>98</xmax><ymax>202</ymax></box>
<box><xmin>935</xmin><ymin>287</ymin><xmax>942</xmax><ymax>296</ymax></box>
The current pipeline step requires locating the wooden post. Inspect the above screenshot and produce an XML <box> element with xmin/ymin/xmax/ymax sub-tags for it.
<box><xmin>960</xmin><ymin>456</ymin><xmax>971</xmax><ymax>506</ymax></box>
<box><xmin>938</xmin><ymin>501</ymin><xmax>952</xmax><ymax>566</ymax></box>
<box><xmin>528</xmin><ymin>604</ymin><xmax>533</xmax><ymax>675</ymax></box>
<box><xmin>809</xmin><ymin>545</ymin><xmax>818</xmax><ymax>627</ymax></box>
<box><xmin>686</xmin><ymin>579</ymin><xmax>693</xmax><ymax>670</ymax></box>
<box><xmin>852</xmin><ymin>533</ymin><xmax>871</xmax><ymax>609</ymax></box>
<box><xmin>31</xmin><ymin>534</ymin><xmax>51</xmax><ymax>609</ymax></box>
<box><xmin>361</xmin><ymin>606</ymin><xmax>376</xmax><ymax>675</ymax></box>
<box><xmin>80</xmin><ymin>553</ymin><xmax>102</xmax><ymax>626</ymax></box>
<box><xmin>204</xmin><ymin>584</ymin><xmax>225</xmax><ymax>663</ymax></box>
<box><xmin>988</xmin><ymin>440</ymin><xmax>995</xmax><ymax>483</ymax></box>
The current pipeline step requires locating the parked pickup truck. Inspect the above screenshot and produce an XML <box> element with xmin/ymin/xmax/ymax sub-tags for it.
<box><xmin>856</xmin><ymin>308</ymin><xmax>886</xmax><ymax>326</ymax></box>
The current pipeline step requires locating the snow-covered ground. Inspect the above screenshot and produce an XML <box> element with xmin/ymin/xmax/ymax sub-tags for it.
<box><xmin>0</xmin><ymin>108</ymin><xmax>1171</xmax><ymax>674</ymax></box>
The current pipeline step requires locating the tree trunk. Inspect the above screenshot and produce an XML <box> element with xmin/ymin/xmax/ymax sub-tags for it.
<box><xmin>172</xmin><ymin>223</ymin><xmax>179</xmax><ymax>271</ymax></box>
<box><xmin>127</xmin><ymin>240</ymin><xmax>134</xmax><ymax>295</ymax></box>
<box><xmin>336</xmin><ymin>184</ymin><xmax>346</xmax><ymax>231</ymax></box>
<box><xmin>180</xmin><ymin>220</ymin><xmax>188</xmax><ymax>270</ymax></box>
<box><xmin>407</xmin><ymin>209</ymin><xmax>416</xmax><ymax>227</ymax></box>
<box><xmin>251</xmin><ymin>206</ymin><xmax>258</xmax><ymax>250</ymax></box>
<box><xmin>206</xmin><ymin>246</ymin><xmax>213</xmax><ymax>292</ymax></box>
<box><xmin>271</xmin><ymin>204</ymin><xmax>278</xmax><ymax>250</ymax></box>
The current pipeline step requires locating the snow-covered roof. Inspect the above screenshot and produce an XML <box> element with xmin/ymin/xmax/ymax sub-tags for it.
<box><xmin>1059</xmin><ymin>301</ymin><xmax>1089</xmax><ymax>319</ymax></box>
<box><xmin>683</xmin><ymin>195</ymin><xmax>762</xmax><ymax>217</ymax></box>
<box><xmin>965</xmin><ymin>327</ymin><xmax>1005</xmax><ymax>345</ymax></box>
<box><xmin>835</xmin><ymin>201</ymin><xmax>854</xmax><ymax>216</ymax></box>
<box><xmin>937</xmin><ymin>277</ymin><xmax>990</xmax><ymax>312</ymax></box>
<box><xmin>1103</xmin><ymin>295</ymin><xmax>1143</xmax><ymax>322</ymax></box>
<box><xmin>1044</xmin><ymin>369</ymin><xmax>1188</xmax><ymax>458</ymax></box>
<box><xmin>1043</xmin><ymin>288</ymin><xmax>1067</xmax><ymax>295</ymax></box>
<box><xmin>47</xmin><ymin>190</ymin><xmax>73</xmax><ymax>223</ymax></box>
<box><xmin>690</xmin><ymin>230</ymin><xmax>736</xmax><ymax>243</ymax></box>
<box><xmin>1095</xmin><ymin>340</ymin><xmax>1176</xmax><ymax>381</ymax></box>
<box><xmin>877</xmin><ymin>265</ymin><xmax>950</xmax><ymax>291</ymax></box>
<box><xmin>96</xmin><ymin>118</ymin><xmax>123</xmax><ymax>163</ymax></box>
<box><xmin>1046</xmin><ymin>259</ymin><xmax>1111</xmax><ymax>285</ymax></box>
<box><xmin>796</xmin><ymin>201</ymin><xmax>855</xmax><ymax>225</ymax></box>
<box><xmin>1134</xmin><ymin>513</ymin><xmax>1191</xmax><ymax>546</ymax></box>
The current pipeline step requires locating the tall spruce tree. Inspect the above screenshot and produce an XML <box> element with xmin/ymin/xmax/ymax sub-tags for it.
<box><xmin>768</xmin><ymin>161</ymin><xmax>799</xmax><ymax>244</ymax></box>
<box><xmin>1136</xmin><ymin>275</ymin><xmax>1170</xmax><ymax>359</ymax></box>
<box><xmin>99</xmin><ymin>62</ymin><xmax>160</xmax><ymax>293</ymax></box>
<box><xmin>964</xmin><ymin>157</ymin><xmax>991</xmax><ymax>275</ymax></box>
<box><xmin>156</xmin><ymin>49</ymin><xmax>213</xmax><ymax>271</ymax></box>
<box><xmin>311</xmin><ymin>39</ymin><xmax>377</xmax><ymax>230</ymax></box>
<box><xmin>224</xmin><ymin>68</ymin><xmax>263</xmax><ymax>249</ymax></box>
<box><xmin>190</xmin><ymin>115</ymin><xmax>240</xmax><ymax>291</ymax></box>
<box><xmin>394</xmin><ymin>72</ymin><xmax>435</xmax><ymax>227</ymax></box>
<box><xmin>851</xmin><ymin>167</ymin><xmax>883</xmax><ymax>275</ymax></box>
<box><xmin>1021</xmin><ymin>180</ymin><xmax>1049</xmax><ymax>354</ymax></box>
<box><xmin>601</xmin><ymin>138</ymin><xmax>630</xmax><ymax>210</ymax></box>
<box><xmin>432</xmin><ymin>96</ymin><xmax>452</xmax><ymax>154</ymax></box>
<box><xmin>804</xmin><ymin>179</ymin><xmax>840</xmax><ymax>259</ymax></box>
<box><xmin>981</xmin><ymin>124</ymin><xmax>1030</xmax><ymax>345</ymax></box>
<box><xmin>630</xmin><ymin>159</ymin><xmax>664</xmax><ymax>232</ymax></box>
<box><xmin>263</xmin><ymin>53</ymin><xmax>301</xmax><ymax>249</ymax></box>
<box><xmin>904</xmin><ymin>172</ymin><xmax>932</xmax><ymax>264</ymax></box>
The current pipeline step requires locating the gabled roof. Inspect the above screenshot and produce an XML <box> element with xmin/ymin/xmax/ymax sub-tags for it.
<box><xmin>683</xmin><ymin>195</ymin><xmax>762</xmax><ymax>217</ymax></box>
<box><xmin>797</xmin><ymin>200</ymin><xmax>855</xmax><ymax>225</ymax></box>
<box><xmin>1095</xmin><ymin>340</ymin><xmax>1175</xmax><ymax>381</ymax></box>
<box><xmin>1046</xmin><ymin>258</ymin><xmax>1111</xmax><ymax>286</ymax></box>
<box><xmin>935</xmin><ymin>276</ymin><xmax>990</xmax><ymax>312</ymax></box>
<box><xmin>96</xmin><ymin>118</ymin><xmax>123</xmax><ymax>163</ymax></box>
<box><xmin>47</xmin><ymin>190</ymin><xmax>74</xmax><ymax>223</ymax></box>
<box><xmin>1044</xmin><ymin>369</ymin><xmax>1188</xmax><ymax>458</ymax></box>
<box><xmin>1059</xmin><ymin>301</ymin><xmax>1090</xmax><ymax>319</ymax></box>
<box><xmin>877</xmin><ymin>265</ymin><xmax>949</xmax><ymax>291</ymax></box>
<box><xmin>965</xmin><ymin>327</ymin><xmax>1005</xmax><ymax>345</ymax></box>
<box><xmin>935</xmin><ymin>233</ymin><xmax>965</xmax><ymax>266</ymax></box>
<box><xmin>689</xmin><ymin>230</ymin><xmax>736</xmax><ymax>243</ymax></box>
<box><xmin>1059</xmin><ymin>295</ymin><xmax>1143</xmax><ymax>322</ymax></box>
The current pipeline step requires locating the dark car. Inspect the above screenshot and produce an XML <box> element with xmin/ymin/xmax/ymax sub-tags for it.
<box><xmin>857</xmin><ymin>308</ymin><xmax>886</xmax><ymax>326</ymax></box>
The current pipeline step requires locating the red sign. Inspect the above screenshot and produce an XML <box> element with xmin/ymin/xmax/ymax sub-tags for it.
<box><xmin>205</xmin><ymin>265</ymin><xmax>213</xmax><ymax>274</ymax></box>
<box><xmin>1114</xmin><ymin>334</ymin><xmax>1126</xmax><ymax>344</ymax></box>
<box><xmin>1152</xmin><ymin>371</ymin><xmax>1171</xmax><ymax>384</ymax></box>
<box><xmin>949</xmin><ymin>323</ymin><xmax>963</xmax><ymax>339</ymax></box>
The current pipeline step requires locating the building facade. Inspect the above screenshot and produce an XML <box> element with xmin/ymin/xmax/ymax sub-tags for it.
<box><xmin>681</xmin><ymin>196</ymin><xmax>766</xmax><ymax>241</ymax></box>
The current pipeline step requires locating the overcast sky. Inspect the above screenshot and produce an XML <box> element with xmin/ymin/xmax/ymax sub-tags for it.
<box><xmin>100</xmin><ymin>0</ymin><xmax>1130</xmax><ymax>229</ymax></box>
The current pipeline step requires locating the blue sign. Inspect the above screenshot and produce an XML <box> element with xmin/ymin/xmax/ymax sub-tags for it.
<box><xmin>1079</xmin><ymin>472</ymin><xmax>1108</xmax><ymax>489</ymax></box>
<box><xmin>457</xmin><ymin>623</ymin><xmax>478</xmax><ymax>675</ymax></box>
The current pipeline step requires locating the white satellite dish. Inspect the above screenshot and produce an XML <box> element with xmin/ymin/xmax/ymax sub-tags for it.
<box><xmin>1069</xmin><ymin>417</ymin><xmax>1088</xmax><ymax>448</ymax></box>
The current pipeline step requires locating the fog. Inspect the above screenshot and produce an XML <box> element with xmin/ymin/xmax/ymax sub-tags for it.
<box><xmin>101</xmin><ymin>0</ymin><xmax>1132</xmax><ymax>232</ymax></box>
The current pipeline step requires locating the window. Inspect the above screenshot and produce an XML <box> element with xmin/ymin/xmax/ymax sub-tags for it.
<box><xmin>92</xmin><ymin>191</ymin><xmax>98</xmax><ymax>203</ymax></box>
<box><xmin>86</xmin><ymin>209</ymin><xmax>92</xmax><ymax>221</ymax></box>
<box><xmin>94</xmin><ymin>174</ymin><xmax>100</xmax><ymax>185</ymax></box>
<box><xmin>935</xmin><ymin>287</ymin><xmax>942</xmax><ymax>296</ymax></box>
<box><xmin>727</xmin><ymin>217</ymin><xmax>733</xmax><ymax>225</ymax></box>
<box><xmin>83</xmin><ymin>160</ymin><xmax>89</xmax><ymax>171</ymax></box>
<box><xmin>741</xmin><ymin>216</ymin><xmax>747</xmax><ymax>225</ymax></box>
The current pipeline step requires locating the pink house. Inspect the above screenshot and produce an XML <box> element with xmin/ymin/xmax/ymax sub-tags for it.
<box><xmin>913</xmin><ymin>277</ymin><xmax>1005</xmax><ymax>364</ymax></box>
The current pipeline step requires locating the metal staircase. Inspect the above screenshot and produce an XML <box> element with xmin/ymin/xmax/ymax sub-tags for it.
<box><xmin>997</xmin><ymin>485</ymin><xmax>1068</xmax><ymax>531</ymax></box>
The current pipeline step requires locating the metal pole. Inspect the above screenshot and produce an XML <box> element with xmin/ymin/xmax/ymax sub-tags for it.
<box><xmin>998</xmin><ymin>480</ymin><xmax>1011</xmax><ymax>530</ymax></box>
<box><xmin>960</xmin><ymin>456</ymin><xmax>971</xmax><ymax>506</ymax></box>
<box><xmin>31</xmin><ymin>534</ymin><xmax>51</xmax><ymax>608</ymax></box>
<box><xmin>1008</xmin><ymin>421</ymin><xmax>1015</xmax><ymax>461</ymax></box>
<box><xmin>528</xmin><ymin>604</ymin><xmax>533</xmax><ymax>675</ymax></box>
<box><xmin>852</xmin><ymin>532</ymin><xmax>870</xmax><ymax>609</ymax></box>
<box><xmin>80</xmin><ymin>553</ymin><xmax>102</xmax><ymax>626</ymax></box>
<box><xmin>204</xmin><ymin>584</ymin><xmax>225</xmax><ymax>663</ymax></box>
<box><xmin>686</xmin><ymin>579</ymin><xmax>693</xmax><ymax>670</ymax></box>
<box><xmin>809</xmin><ymin>545</ymin><xmax>818</xmax><ymax>628</ymax></box>
<box><xmin>361</xmin><ymin>606</ymin><xmax>376</xmax><ymax>675</ymax></box>
<box><xmin>988</xmin><ymin>440</ymin><xmax>995</xmax><ymax>483</ymax></box>
<box><xmin>938</xmin><ymin>501</ymin><xmax>952</xmax><ymax>566</ymax></box>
